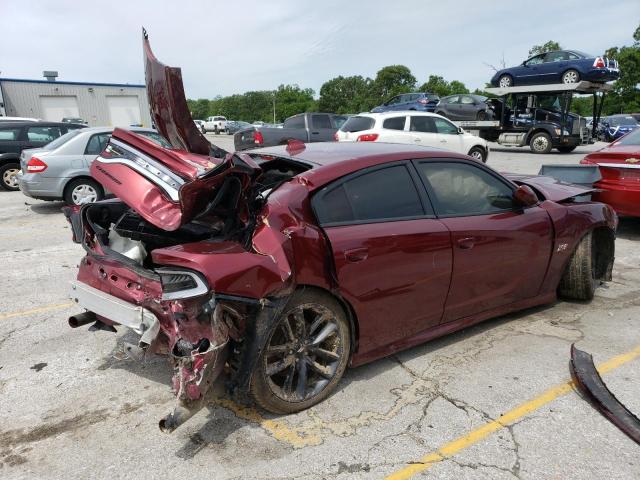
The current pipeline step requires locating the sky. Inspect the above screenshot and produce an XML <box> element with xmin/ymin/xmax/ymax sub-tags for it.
<box><xmin>1</xmin><ymin>0</ymin><xmax>638</xmax><ymax>99</ymax></box>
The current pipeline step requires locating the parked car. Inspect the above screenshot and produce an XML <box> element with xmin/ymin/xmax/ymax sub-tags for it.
<box><xmin>371</xmin><ymin>92</ymin><xmax>440</xmax><ymax>113</ymax></box>
<box><xmin>203</xmin><ymin>115</ymin><xmax>227</xmax><ymax>133</ymax></box>
<box><xmin>18</xmin><ymin>127</ymin><xmax>170</xmax><ymax>205</ymax></box>
<box><xmin>490</xmin><ymin>50</ymin><xmax>619</xmax><ymax>87</ymax></box>
<box><xmin>65</xmin><ymin>33</ymin><xmax>617</xmax><ymax>432</ymax></box>
<box><xmin>599</xmin><ymin>115</ymin><xmax>639</xmax><ymax>142</ymax></box>
<box><xmin>226</xmin><ymin>120</ymin><xmax>252</xmax><ymax>135</ymax></box>
<box><xmin>336</xmin><ymin>112</ymin><xmax>490</xmax><ymax>162</ymax></box>
<box><xmin>0</xmin><ymin>121</ymin><xmax>86</xmax><ymax>190</ymax></box>
<box><xmin>62</xmin><ymin>117</ymin><xmax>87</xmax><ymax>125</ymax></box>
<box><xmin>435</xmin><ymin>94</ymin><xmax>494</xmax><ymax>121</ymax></box>
<box><xmin>581</xmin><ymin>127</ymin><xmax>640</xmax><ymax>217</ymax></box>
<box><xmin>234</xmin><ymin>112</ymin><xmax>348</xmax><ymax>150</ymax></box>
<box><xmin>193</xmin><ymin>119</ymin><xmax>206</xmax><ymax>133</ymax></box>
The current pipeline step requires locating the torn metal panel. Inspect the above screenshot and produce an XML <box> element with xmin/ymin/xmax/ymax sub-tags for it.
<box><xmin>570</xmin><ymin>344</ymin><xmax>640</xmax><ymax>445</ymax></box>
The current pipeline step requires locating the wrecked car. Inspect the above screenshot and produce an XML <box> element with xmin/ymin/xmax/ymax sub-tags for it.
<box><xmin>65</xmin><ymin>30</ymin><xmax>617</xmax><ymax>432</ymax></box>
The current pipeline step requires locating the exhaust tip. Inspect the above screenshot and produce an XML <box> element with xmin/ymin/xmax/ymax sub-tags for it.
<box><xmin>68</xmin><ymin>311</ymin><xmax>96</xmax><ymax>328</ymax></box>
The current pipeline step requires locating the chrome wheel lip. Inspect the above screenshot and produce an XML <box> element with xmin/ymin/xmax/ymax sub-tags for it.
<box><xmin>71</xmin><ymin>184</ymin><xmax>98</xmax><ymax>205</ymax></box>
<box><xmin>264</xmin><ymin>303</ymin><xmax>343</xmax><ymax>403</ymax></box>
<box><xmin>3</xmin><ymin>168</ymin><xmax>20</xmax><ymax>188</ymax></box>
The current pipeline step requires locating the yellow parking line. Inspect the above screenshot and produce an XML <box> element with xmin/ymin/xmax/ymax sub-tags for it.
<box><xmin>385</xmin><ymin>344</ymin><xmax>640</xmax><ymax>480</ymax></box>
<box><xmin>0</xmin><ymin>301</ymin><xmax>74</xmax><ymax>320</ymax></box>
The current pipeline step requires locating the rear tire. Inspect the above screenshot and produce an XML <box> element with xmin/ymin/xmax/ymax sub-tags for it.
<box><xmin>468</xmin><ymin>146</ymin><xmax>487</xmax><ymax>163</ymax></box>
<box><xmin>529</xmin><ymin>132</ymin><xmax>553</xmax><ymax>154</ymax></box>
<box><xmin>557</xmin><ymin>146</ymin><xmax>577</xmax><ymax>153</ymax></box>
<box><xmin>0</xmin><ymin>162</ymin><xmax>20</xmax><ymax>191</ymax></box>
<box><xmin>562</xmin><ymin>69</ymin><xmax>580</xmax><ymax>84</ymax></box>
<box><xmin>476</xmin><ymin>110</ymin><xmax>487</xmax><ymax>121</ymax></box>
<box><xmin>64</xmin><ymin>178</ymin><xmax>104</xmax><ymax>205</ymax></box>
<box><xmin>558</xmin><ymin>232</ymin><xmax>596</xmax><ymax>301</ymax></box>
<box><xmin>250</xmin><ymin>289</ymin><xmax>350</xmax><ymax>414</ymax></box>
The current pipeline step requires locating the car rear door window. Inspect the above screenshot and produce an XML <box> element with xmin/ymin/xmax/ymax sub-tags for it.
<box><xmin>85</xmin><ymin>133</ymin><xmax>111</xmax><ymax>155</ymax></box>
<box><xmin>340</xmin><ymin>116</ymin><xmax>375</xmax><ymax>132</ymax></box>
<box><xmin>27</xmin><ymin>126</ymin><xmax>62</xmax><ymax>142</ymax></box>
<box><xmin>311</xmin><ymin>114</ymin><xmax>332</xmax><ymax>129</ymax></box>
<box><xmin>434</xmin><ymin>118</ymin><xmax>458</xmax><ymax>135</ymax></box>
<box><xmin>0</xmin><ymin>128</ymin><xmax>21</xmax><ymax>141</ymax></box>
<box><xmin>284</xmin><ymin>115</ymin><xmax>305</xmax><ymax>128</ymax></box>
<box><xmin>382</xmin><ymin>116</ymin><xmax>407</xmax><ymax>130</ymax></box>
<box><xmin>410</xmin><ymin>116</ymin><xmax>436</xmax><ymax>133</ymax></box>
<box><xmin>417</xmin><ymin>161</ymin><xmax>515</xmax><ymax>216</ymax></box>
<box><xmin>314</xmin><ymin>165</ymin><xmax>426</xmax><ymax>224</ymax></box>
<box><xmin>460</xmin><ymin>96</ymin><xmax>475</xmax><ymax>104</ymax></box>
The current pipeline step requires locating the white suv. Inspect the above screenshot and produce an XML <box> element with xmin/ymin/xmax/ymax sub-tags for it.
<box><xmin>203</xmin><ymin>116</ymin><xmax>227</xmax><ymax>133</ymax></box>
<box><xmin>335</xmin><ymin>111</ymin><xmax>489</xmax><ymax>162</ymax></box>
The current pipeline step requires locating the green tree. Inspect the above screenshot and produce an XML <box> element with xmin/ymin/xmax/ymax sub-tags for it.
<box><xmin>318</xmin><ymin>75</ymin><xmax>372</xmax><ymax>114</ymax></box>
<box><xmin>189</xmin><ymin>99</ymin><xmax>211</xmax><ymax>119</ymax></box>
<box><xmin>372</xmin><ymin>65</ymin><xmax>416</xmax><ymax>103</ymax></box>
<box><xmin>274</xmin><ymin>84</ymin><xmax>317</xmax><ymax>121</ymax></box>
<box><xmin>419</xmin><ymin>76</ymin><xmax>469</xmax><ymax>97</ymax></box>
<box><xmin>448</xmin><ymin>80</ymin><xmax>469</xmax><ymax>94</ymax></box>
<box><xmin>528</xmin><ymin>40</ymin><xmax>562</xmax><ymax>57</ymax></box>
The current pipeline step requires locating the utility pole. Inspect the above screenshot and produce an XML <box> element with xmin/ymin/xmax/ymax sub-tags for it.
<box><xmin>273</xmin><ymin>93</ymin><xmax>276</xmax><ymax>123</ymax></box>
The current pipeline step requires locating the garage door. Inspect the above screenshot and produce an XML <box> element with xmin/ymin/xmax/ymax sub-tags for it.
<box><xmin>106</xmin><ymin>96</ymin><xmax>141</xmax><ymax>127</ymax></box>
<box><xmin>40</xmin><ymin>96</ymin><xmax>79</xmax><ymax>121</ymax></box>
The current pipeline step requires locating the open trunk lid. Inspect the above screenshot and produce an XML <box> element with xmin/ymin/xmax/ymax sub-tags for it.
<box><xmin>504</xmin><ymin>172</ymin><xmax>597</xmax><ymax>202</ymax></box>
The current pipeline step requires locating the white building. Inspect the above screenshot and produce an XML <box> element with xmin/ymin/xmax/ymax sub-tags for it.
<box><xmin>0</xmin><ymin>75</ymin><xmax>152</xmax><ymax>127</ymax></box>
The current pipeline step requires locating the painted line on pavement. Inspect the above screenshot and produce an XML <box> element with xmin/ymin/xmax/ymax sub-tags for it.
<box><xmin>0</xmin><ymin>302</ymin><xmax>74</xmax><ymax>320</ymax></box>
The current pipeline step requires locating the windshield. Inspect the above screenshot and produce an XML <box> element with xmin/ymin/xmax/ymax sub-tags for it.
<box><xmin>340</xmin><ymin>116</ymin><xmax>375</xmax><ymax>132</ymax></box>
<box><xmin>44</xmin><ymin>129</ymin><xmax>83</xmax><ymax>150</ymax></box>
<box><xmin>609</xmin><ymin>116</ymin><xmax>638</xmax><ymax>127</ymax></box>
<box><xmin>616</xmin><ymin>128</ymin><xmax>640</xmax><ymax>145</ymax></box>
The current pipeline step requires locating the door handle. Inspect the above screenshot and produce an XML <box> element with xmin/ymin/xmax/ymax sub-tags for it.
<box><xmin>311</xmin><ymin>131</ymin><xmax>320</xmax><ymax>134</ymax></box>
<box><xmin>457</xmin><ymin>237</ymin><xmax>475</xmax><ymax>249</ymax></box>
<box><xmin>440</xmin><ymin>139</ymin><xmax>447</xmax><ymax>143</ymax></box>
<box><xmin>414</xmin><ymin>138</ymin><xmax>421</xmax><ymax>143</ymax></box>
<box><xmin>344</xmin><ymin>247</ymin><xmax>368</xmax><ymax>262</ymax></box>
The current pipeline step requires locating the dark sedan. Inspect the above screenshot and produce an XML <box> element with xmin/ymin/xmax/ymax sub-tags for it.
<box><xmin>371</xmin><ymin>92</ymin><xmax>440</xmax><ymax>113</ymax></box>
<box><xmin>435</xmin><ymin>94</ymin><xmax>494</xmax><ymax>121</ymax></box>
<box><xmin>491</xmin><ymin>50</ymin><xmax>619</xmax><ymax>87</ymax></box>
<box><xmin>225</xmin><ymin>120</ymin><xmax>252</xmax><ymax>135</ymax></box>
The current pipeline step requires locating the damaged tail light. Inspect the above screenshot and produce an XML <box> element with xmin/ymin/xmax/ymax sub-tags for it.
<box><xmin>27</xmin><ymin>156</ymin><xmax>48</xmax><ymax>173</ymax></box>
<box><xmin>157</xmin><ymin>268</ymin><xmax>208</xmax><ymax>300</ymax></box>
<box><xmin>593</xmin><ymin>57</ymin><xmax>606</xmax><ymax>68</ymax></box>
<box><xmin>357</xmin><ymin>133</ymin><xmax>379</xmax><ymax>142</ymax></box>
<box><xmin>254</xmin><ymin>130</ymin><xmax>264</xmax><ymax>145</ymax></box>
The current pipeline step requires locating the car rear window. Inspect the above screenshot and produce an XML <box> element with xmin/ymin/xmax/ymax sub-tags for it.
<box><xmin>340</xmin><ymin>116</ymin><xmax>375</xmax><ymax>132</ymax></box>
<box><xmin>44</xmin><ymin>129</ymin><xmax>83</xmax><ymax>150</ymax></box>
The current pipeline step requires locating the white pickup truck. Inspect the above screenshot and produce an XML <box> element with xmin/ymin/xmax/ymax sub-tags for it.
<box><xmin>203</xmin><ymin>116</ymin><xmax>227</xmax><ymax>133</ymax></box>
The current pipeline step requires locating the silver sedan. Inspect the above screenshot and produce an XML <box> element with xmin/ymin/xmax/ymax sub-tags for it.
<box><xmin>18</xmin><ymin>127</ymin><xmax>170</xmax><ymax>205</ymax></box>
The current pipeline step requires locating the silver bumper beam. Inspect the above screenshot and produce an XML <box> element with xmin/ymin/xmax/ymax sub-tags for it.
<box><xmin>69</xmin><ymin>281</ymin><xmax>160</xmax><ymax>347</ymax></box>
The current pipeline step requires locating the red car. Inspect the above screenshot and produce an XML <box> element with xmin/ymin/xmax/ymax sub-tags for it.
<box><xmin>65</xmin><ymin>32</ymin><xmax>617</xmax><ymax>432</ymax></box>
<box><xmin>581</xmin><ymin>128</ymin><xmax>640</xmax><ymax>217</ymax></box>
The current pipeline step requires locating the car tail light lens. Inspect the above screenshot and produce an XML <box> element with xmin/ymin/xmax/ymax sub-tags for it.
<box><xmin>27</xmin><ymin>157</ymin><xmax>48</xmax><ymax>173</ymax></box>
<box><xmin>157</xmin><ymin>269</ymin><xmax>208</xmax><ymax>300</ymax></box>
<box><xmin>333</xmin><ymin>132</ymin><xmax>339</xmax><ymax>141</ymax></box>
<box><xmin>356</xmin><ymin>133</ymin><xmax>379</xmax><ymax>142</ymax></box>
<box><xmin>254</xmin><ymin>130</ymin><xmax>264</xmax><ymax>144</ymax></box>
<box><xmin>417</xmin><ymin>98</ymin><xmax>428</xmax><ymax>104</ymax></box>
<box><xmin>593</xmin><ymin>57</ymin><xmax>606</xmax><ymax>68</ymax></box>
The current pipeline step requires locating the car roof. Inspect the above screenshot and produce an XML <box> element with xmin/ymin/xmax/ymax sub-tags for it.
<box><xmin>247</xmin><ymin>141</ymin><xmax>465</xmax><ymax>190</ymax></box>
<box><xmin>0</xmin><ymin>121</ymin><xmax>86</xmax><ymax>128</ymax></box>
<box><xmin>352</xmin><ymin>111</ymin><xmax>441</xmax><ymax>118</ymax></box>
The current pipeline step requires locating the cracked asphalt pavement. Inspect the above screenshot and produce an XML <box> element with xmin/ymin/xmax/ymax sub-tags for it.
<box><xmin>1</xmin><ymin>138</ymin><xmax>639</xmax><ymax>479</ymax></box>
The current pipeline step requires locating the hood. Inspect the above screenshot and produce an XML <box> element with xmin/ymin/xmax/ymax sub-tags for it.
<box><xmin>90</xmin><ymin>31</ymin><xmax>261</xmax><ymax>232</ymax></box>
<box><xmin>143</xmin><ymin>28</ymin><xmax>226</xmax><ymax>157</ymax></box>
<box><xmin>504</xmin><ymin>173</ymin><xmax>596</xmax><ymax>202</ymax></box>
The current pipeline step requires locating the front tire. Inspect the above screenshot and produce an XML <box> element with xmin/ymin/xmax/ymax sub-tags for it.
<box><xmin>498</xmin><ymin>74</ymin><xmax>513</xmax><ymax>87</ymax></box>
<box><xmin>529</xmin><ymin>132</ymin><xmax>553</xmax><ymax>154</ymax></box>
<box><xmin>468</xmin><ymin>146</ymin><xmax>487</xmax><ymax>163</ymax></box>
<box><xmin>562</xmin><ymin>69</ymin><xmax>580</xmax><ymax>84</ymax></box>
<box><xmin>0</xmin><ymin>162</ymin><xmax>20</xmax><ymax>191</ymax></box>
<box><xmin>64</xmin><ymin>178</ymin><xmax>104</xmax><ymax>205</ymax></box>
<box><xmin>558</xmin><ymin>232</ymin><xmax>596</xmax><ymax>301</ymax></box>
<box><xmin>250</xmin><ymin>289</ymin><xmax>350</xmax><ymax>414</ymax></box>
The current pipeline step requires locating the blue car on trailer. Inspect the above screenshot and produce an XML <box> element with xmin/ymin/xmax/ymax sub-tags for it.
<box><xmin>491</xmin><ymin>50</ymin><xmax>619</xmax><ymax>88</ymax></box>
<box><xmin>371</xmin><ymin>92</ymin><xmax>440</xmax><ymax>113</ymax></box>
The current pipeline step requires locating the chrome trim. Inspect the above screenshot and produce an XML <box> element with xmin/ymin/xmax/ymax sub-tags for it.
<box><xmin>69</xmin><ymin>281</ymin><xmax>159</xmax><ymax>347</ymax></box>
<box><xmin>598</xmin><ymin>163</ymin><xmax>640</xmax><ymax>170</ymax></box>
<box><xmin>156</xmin><ymin>268</ymin><xmax>209</xmax><ymax>301</ymax></box>
<box><xmin>110</xmin><ymin>138</ymin><xmax>185</xmax><ymax>186</ymax></box>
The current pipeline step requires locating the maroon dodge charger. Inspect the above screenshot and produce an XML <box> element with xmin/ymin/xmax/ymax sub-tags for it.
<box><xmin>65</xmin><ymin>31</ymin><xmax>617</xmax><ymax>431</ymax></box>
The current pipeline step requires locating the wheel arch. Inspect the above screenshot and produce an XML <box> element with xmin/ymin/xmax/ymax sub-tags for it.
<box><xmin>62</xmin><ymin>175</ymin><xmax>104</xmax><ymax>198</ymax></box>
<box><xmin>526</xmin><ymin>127</ymin><xmax>554</xmax><ymax>144</ymax></box>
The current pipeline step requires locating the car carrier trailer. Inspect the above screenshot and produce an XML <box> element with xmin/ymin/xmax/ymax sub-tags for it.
<box><xmin>453</xmin><ymin>81</ymin><xmax>611</xmax><ymax>154</ymax></box>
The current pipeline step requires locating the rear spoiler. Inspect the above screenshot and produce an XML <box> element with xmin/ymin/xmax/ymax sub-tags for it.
<box><xmin>537</xmin><ymin>164</ymin><xmax>601</xmax><ymax>188</ymax></box>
